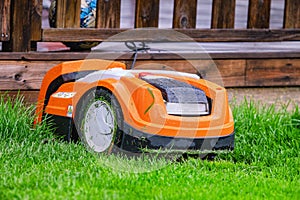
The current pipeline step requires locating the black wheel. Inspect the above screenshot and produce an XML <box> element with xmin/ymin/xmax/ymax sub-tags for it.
<box><xmin>75</xmin><ymin>88</ymin><xmax>123</xmax><ymax>153</ymax></box>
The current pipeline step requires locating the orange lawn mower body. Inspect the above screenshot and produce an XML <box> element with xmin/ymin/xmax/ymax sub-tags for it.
<box><xmin>35</xmin><ymin>59</ymin><xmax>234</xmax><ymax>153</ymax></box>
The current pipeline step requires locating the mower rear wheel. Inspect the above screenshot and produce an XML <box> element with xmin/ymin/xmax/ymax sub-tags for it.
<box><xmin>75</xmin><ymin>88</ymin><xmax>123</xmax><ymax>153</ymax></box>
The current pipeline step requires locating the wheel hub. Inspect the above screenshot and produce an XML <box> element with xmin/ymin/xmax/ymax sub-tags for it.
<box><xmin>84</xmin><ymin>100</ymin><xmax>115</xmax><ymax>152</ymax></box>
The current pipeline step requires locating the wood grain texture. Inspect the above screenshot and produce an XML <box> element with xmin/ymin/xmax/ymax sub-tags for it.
<box><xmin>55</xmin><ymin>0</ymin><xmax>80</xmax><ymax>28</ymax></box>
<box><xmin>1</xmin><ymin>58</ymin><xmax>299</xmax><ymax>89</ymax></box>
<box><xmin>42</xmin><ymin>28</ymin><xmax>300</xmax><ymax>42</ymax></box>
<box><xmin>135</xmin><ymin>60</ymin><xmax>246</xmax><ymax>87</ymax></box>
<box><xmin>248</xmin><ymin>0</ymin><xmax>271</xmax><ymax>28</ymax></box>
<box><xmin>0</xmin><ymin>0</ymin><xmax>11</xmax><ymax>41</ymax></box>
<box><xmin>246</xmin><ymin>59</ymin><xmax>300</xmax><ymax>86</ymax></box>
<box><xmin>30</xmin><ymin>0</ymin><xmax>42</xmax><ymax>41</ymax></box>
<box><xmin>0</xmin><ymin>61</ymin><xmax>60</xmax><ymax>90</ymax></box>
<box><xmin>213</xmin><ymin>60</ymin><xmax>246</xmax><ymax>87</ymax></box>
<box><xmin>0</xmin><ymin>59</ymin><xmax>245</xmax><ymax>89</ymax></box>
<box><xmin>2</xmin><ymin>0</ymin><xmax>32</xmax><ymax>51</ymax></box>
<box><xmin>173</xmin><ymin>0</ymin><xmax>197</xmax><ymax>29</ymax></box>
<box><xmin>211</xmin><ymin>0</ymin><xmax>236</xmax><ymax>28</ymax></box>
<box><xmin>135</xmin><ymin>0</ymin><xmax>159</xmax><ymax>27</ymax></box>
<box><xmin>96</xmin><ymin>0</ymin><xmax>121</xmax><ymax>28</ymax></box>
<box><xmin>0</xmin><ymin>49</ymin><xmax>299</xmax><ymax>61</ymax></box>
<box><xmin>284</xmin><ymin>0</ymin><xmax>300</xmax><ymax>28</ymax></box>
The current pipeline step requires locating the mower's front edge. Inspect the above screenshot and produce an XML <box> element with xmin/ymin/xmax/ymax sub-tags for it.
<box><xmin>119</xmin><ymin>122</ymin><xmax>235</xmax><ymax>153</ymax></box>
<box><xmin>46</xmin><ymin>114</ymin><xmax>234</xmax><ymax>153</ymax></box>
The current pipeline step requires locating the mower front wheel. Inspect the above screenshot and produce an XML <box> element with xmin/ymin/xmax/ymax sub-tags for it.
<box><xmin>75</xmin><ymin>88</ymin><xmax>123</xmax><ymax>153</ymax></box>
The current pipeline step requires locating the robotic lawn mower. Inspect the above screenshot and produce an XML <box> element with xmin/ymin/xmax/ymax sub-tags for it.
<box><xmin>35</xmin><ymin>59</ymin><xmax>234</xmax><ymax>154</ymax></box>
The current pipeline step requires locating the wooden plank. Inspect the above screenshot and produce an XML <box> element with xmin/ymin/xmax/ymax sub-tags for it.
<box><xmin>0</xmin><ymin>0</ymin><xmax>11</xmax><ymax>41</ymax></box>
<box><xmin>55</xmin><ymin>0</ymin><xmax>81</xmax><ymax>28</ymax></box>
<box><xmin>30</xmin><ymin>0</ymin><xmax>43</xmax><ymax>51</ymax></box>
<box><xmin>168</xmin><ymin>59</ymin><xmax>246</xmax><ymax>87</ymax></box>
<box><xmin>0</xmin><ymin>49</ymin><xmax>300</xmax><ymax>61</ymax></box>
<box><xmin>211</xmin><ymin>60</ymin><xmax>246</xmax><ymax>87</ymax></box>
<box><xmin>133</xmin><ymin>60</ymin><xmax>245</xmax><ymax>87</ymax></box>
<box><xmin>96</xmin><ymin>0</ymin><xmax>121</xmax><ymax>28</ymax></box>
<box><xmin>2</xmin><ymin>0</ymin><xmax>32</xmax><ymax>51</ymax></box>
<box><xmin>0</xmin><ymin>61</ymin><xmax>60</xmax><ymax>90</ymax></box>
<box><xmin>0</xmin><ymin>59</ymin><xmax>245</xmax><ymax>90</ymax></box>
<box><xmin>133</xmin><ymin>59</ymin><xmax>245</xmax><ymax>87</ymax></box>
<box><xmin>30</xmin><ymin>0</ymin><xmax>42</xmax><ymax>41</ymax></box>
<box><xmin>42</xmin><ymin>28</ymin><xmax>300</xmax><ymax>42</ymax></box>
<box><xmin>173</xmin><ymin>0</ymin><xmax>197</xmax><ymax>29</ymax></box>
<box><xmin>246</xmin><ymin>59</ymin><xmax>300</xmax><ymax>86</ymax></box>
<box><xmin>134</xmin><ymin>60</ymin><xmax>199</xmax><ymax>74</ymax></box>
<box><xmin>284</xmin><ymin>0</ymin><xmax>300</xmax><ymax>28</ymax></box>
<box><xmin>0</xmin><ymin>59</ymin><xmax>299</xmax><ymax>90</ymax></box>
<box><xmin>211</xmin><ymin>0</ymin><xmax>236</xmax><ymax>28</ymax></box>
<box><xmin>0</xmin><ymin>52</ymin><xmax>23</xmax><ymax>60</ymax></box>
<box><xmin>248</xmin><ymin>0</ymin><xmax>271</xmax><ymax>28</ymax></box>
<box><xmin>135</xmin><ymin>0</ymin><xmax>159</xmax><ymax>28</ymax></box>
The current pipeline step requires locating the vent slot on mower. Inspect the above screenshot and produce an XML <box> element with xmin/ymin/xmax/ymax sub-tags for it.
<box><xmin>141</xmin><ymin>75</ymin><xmax>210</xmax><ymax>116</ymax></box>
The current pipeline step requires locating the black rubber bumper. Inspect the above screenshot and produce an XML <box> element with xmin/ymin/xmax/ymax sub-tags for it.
<box><xmin>47</xmin><ymin>114</ymin><xmax>234</xmax><ymax>153</ymax></box>
<box><xmin>118</xmin><ymin>123</ymin><xmax>235</xmax><ymax>153</ymax></box>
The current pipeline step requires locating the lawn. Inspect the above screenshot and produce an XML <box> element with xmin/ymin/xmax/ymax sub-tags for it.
<box><xmin>0</xmin><ymin>94</ymin><xmax>299</xmax><ymax>200</ymax></box>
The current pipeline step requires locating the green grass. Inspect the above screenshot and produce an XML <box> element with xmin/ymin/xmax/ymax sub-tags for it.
<box><xmin>0</xmin><ymin>94</ymin><xmax>299</xmax><ymax>199</ymax></box>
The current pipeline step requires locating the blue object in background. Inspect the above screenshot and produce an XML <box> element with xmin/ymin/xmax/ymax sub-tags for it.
<box><xmin>49</xmin><ymin>0</ymin><xmax>99</xmax><ymax>50</ymax></box>
<box><xmin>80</xmin><ymin>0</ymin><xmax>97</xmax><ymax>28</ymax></box>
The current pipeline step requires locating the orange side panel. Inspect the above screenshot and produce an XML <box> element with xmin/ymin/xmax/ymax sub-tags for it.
<box><xmin>35</xmin><ymin>59</ymin><xmax>126</xmax><ymax>123</ymax></box>
<box><xmin>44</xmin><ymin>79</ymin><xmax>118</xmax><ymax>118</ymax></box>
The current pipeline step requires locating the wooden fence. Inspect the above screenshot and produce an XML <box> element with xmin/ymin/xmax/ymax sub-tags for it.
<box><xmin>0</xmin><ymin>0</ymin><xmax>299</xmax><ymax>98</ymax></box>
<box><xmin>1</xmin><ymin>0</ymin><xmax>300</xmax><ymax>51</ymax></box>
